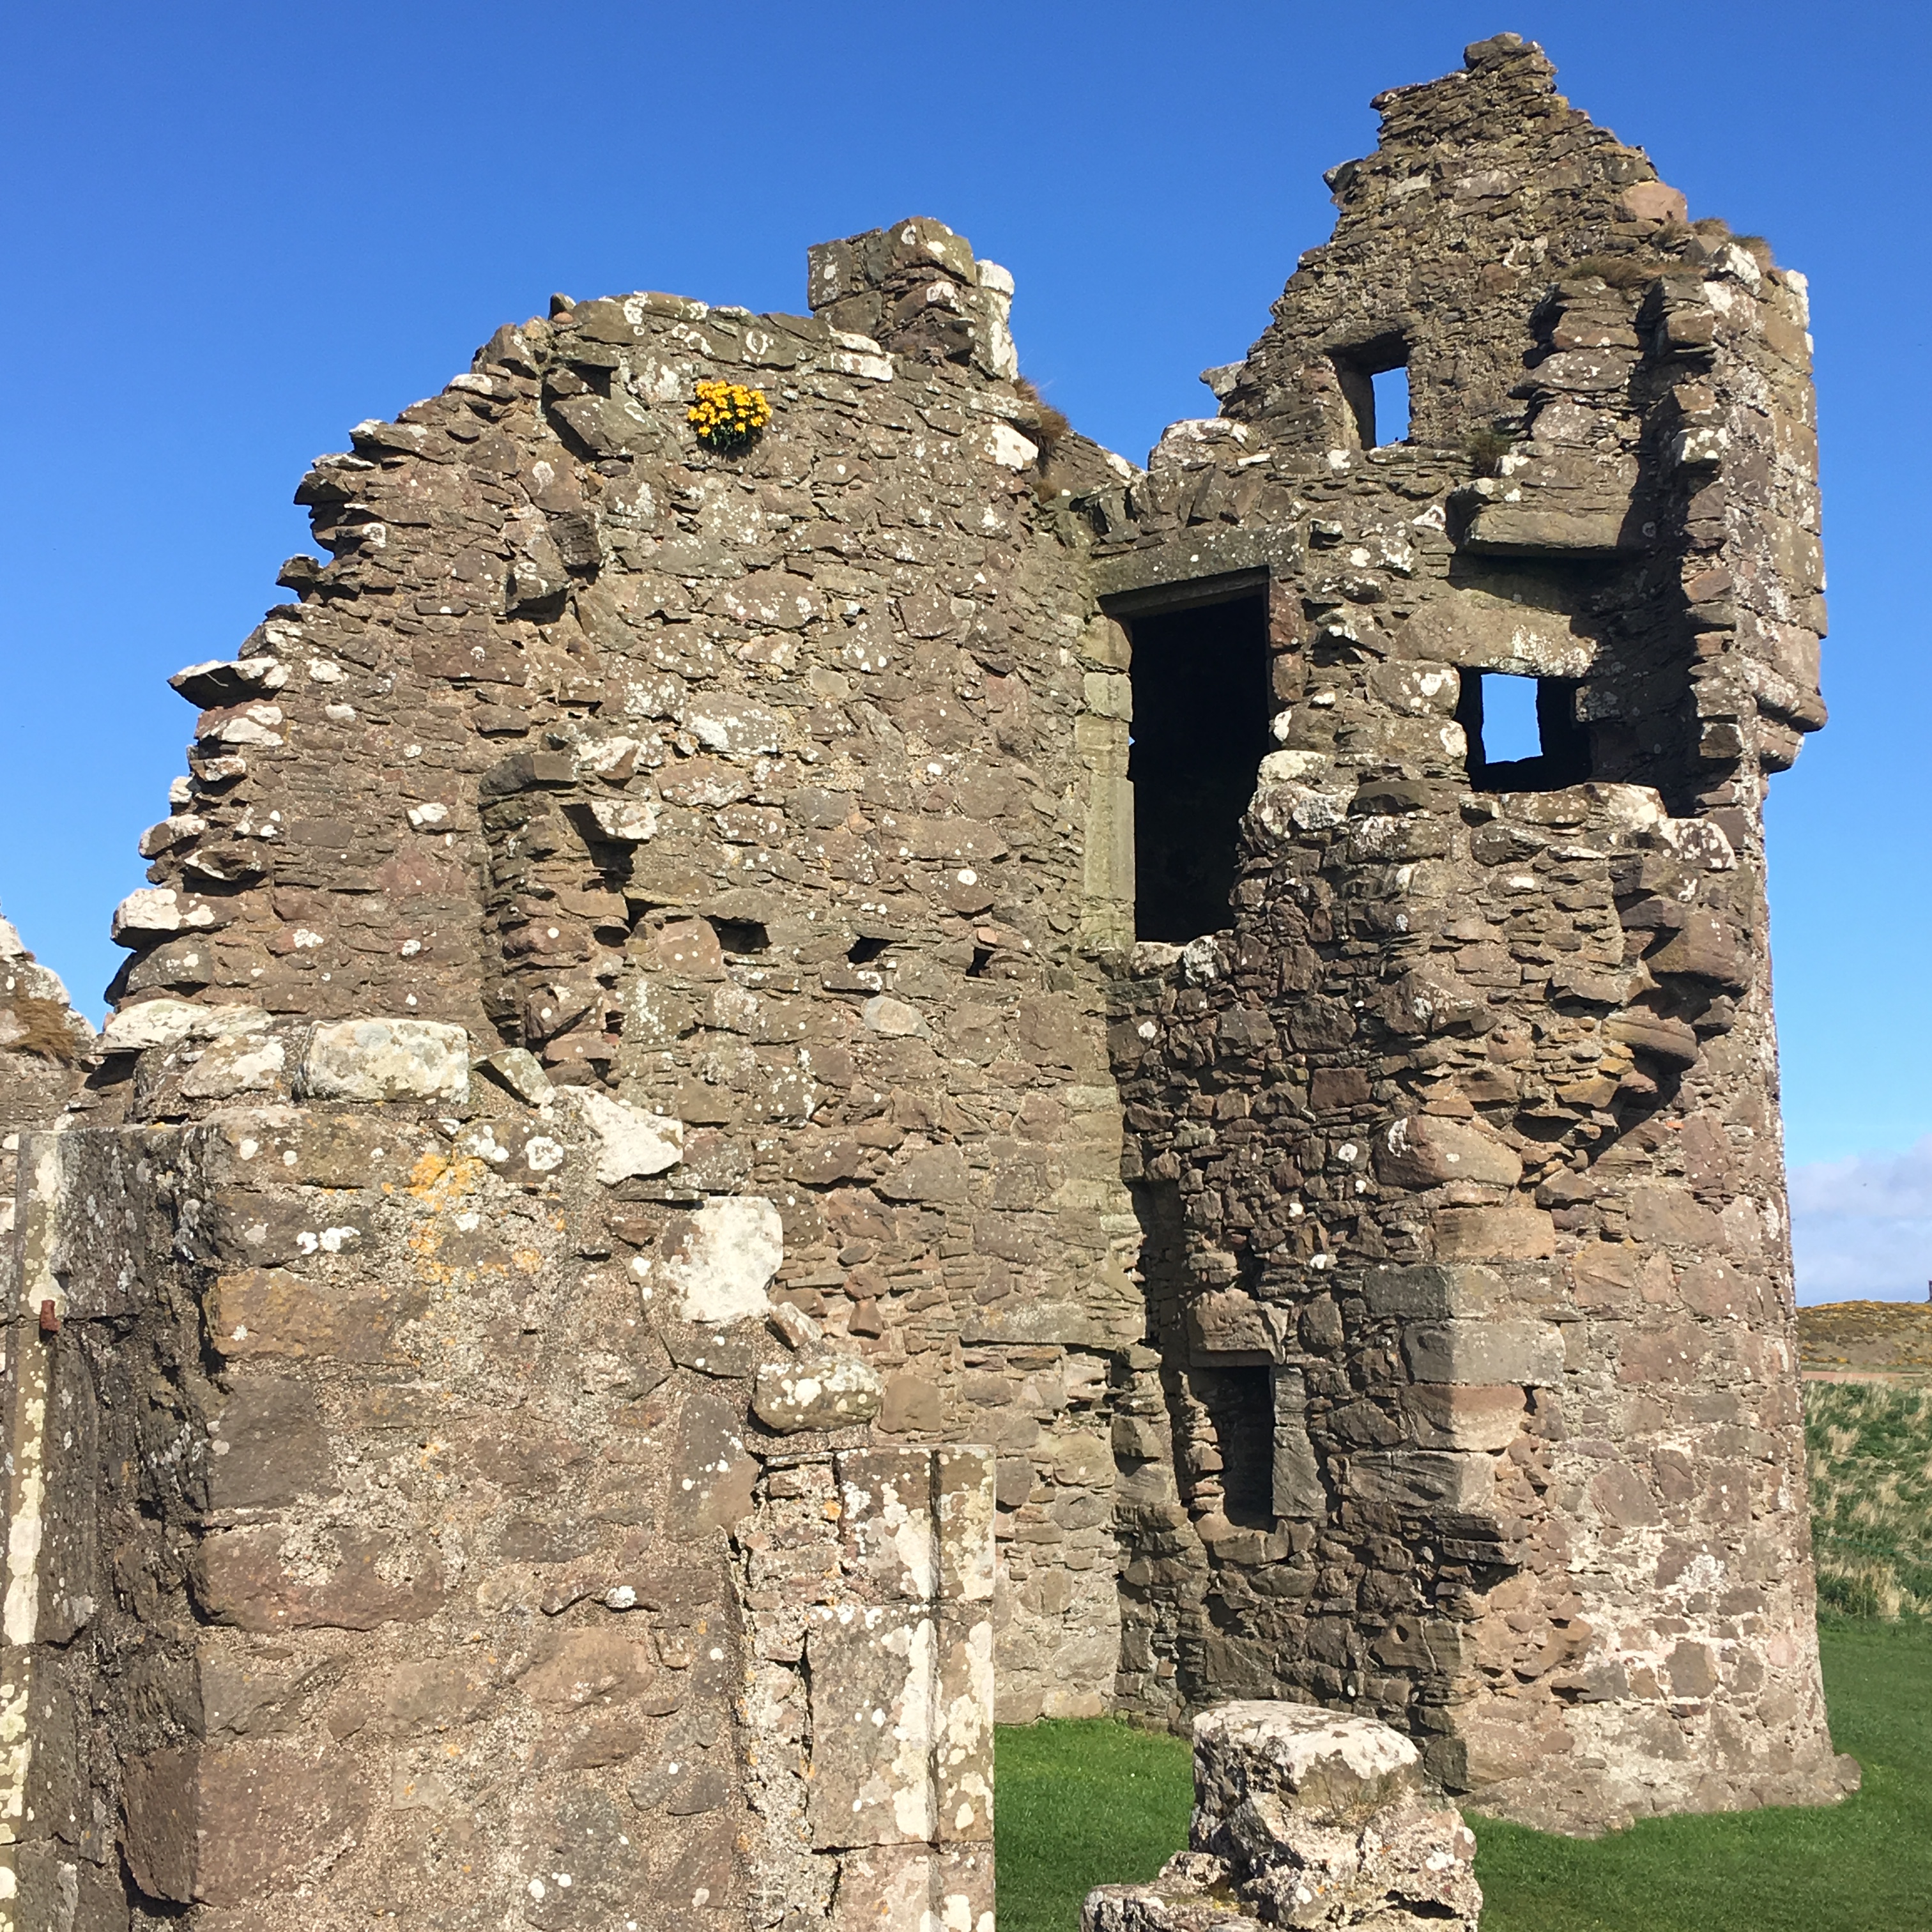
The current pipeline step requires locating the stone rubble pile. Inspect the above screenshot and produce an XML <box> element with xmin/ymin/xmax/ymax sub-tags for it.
<box><xmin>1084</xmin><ymin>1701</ymin><xmax>1479</xmax><ymax>1931</ymax></box>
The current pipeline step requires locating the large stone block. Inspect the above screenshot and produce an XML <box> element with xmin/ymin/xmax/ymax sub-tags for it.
<box><xmin>297</xmin><ymin>1017</ymin><xmax>471</xmax><ymax>1102</ymax></box>
<box><xmin>1345</xmin><ymin>1450</ymin><xmax>1496</xmax><ymax>1515</ymax></box>
<box><xmin>656</xmin><ymin>1196</ymin><xmax>783</xmax><ymax>1323</ymax></box>
<box><xmin>1377</xmin><ymin>1115</ymin><xmax>1522</xmax><ymax>1189</ymax></box>
<box><xmin>1432</xmin><ymin>1206</ymin><xmax>1557</xmax><ymax>1262</ymax></box>
<box><xmin>1401</xmin><ymin>1317</ymin><xmax>1565</xmax><ymax>1387</ymax></box>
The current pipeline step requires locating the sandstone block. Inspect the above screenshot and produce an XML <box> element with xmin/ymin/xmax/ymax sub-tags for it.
<box><xmin>298</xmin><ymin>1017</ymin><xmax>471</xmax><ymax>1102</ymax></box>
<box><xmin>569</xmin><ymin>1087</ymin><xmax>684</xmax><ymax>1183</ymax></box>
<box><xmin>1616</xmin><ymin>180</ymin><xmax>1689</xmax><ymax>225</ymax></box>
<box><xmin>125</xmin><ymin>1744</ymin><xmax>371</xmax><ymax>1909</ymax></box>
<box><xmin>657</xmin><ymin>1196</ymin><xmax>783</xmax><ymax>1323</ymax></box>
<box><xmin>1432</xmin><ymin>1206</ymin><xmax>1556</xmax><ymax>1261</ymax></box>
<box><xmin>1186</xmin><ymin>1287</ymin><xmax>1280</xmax><ymax>1359</ymax></box>
<box><xmin>1085</xmin><ymin>1701</ymin><xmax>1480</xmax><ymax>1931</ymax></box>
<box><xmin>101</xmin><ymin>997</ymin><xmax>270</xmax><ymax>1053</ymax></box>
<box><xmin>180</xmin><ymin>1030</ymin><xmax>286</xmax><ymax>1099</ymax></box>
<box><xmin>1403</xmin><ymin>1384</ymin><xmax>1526</xmax><ymax>1451</ymax></box>
<box><xmin>1346</xmin><ymin>1450</ymin><xmax>1495</xmax><ymax>1514</ymax></box>
<box><xmin>475</xmin><ymin>1045</ymin><xmax>555</xmax><ymax>1106</ymax></box>
<box><xmin>1402</xmin><ymin>1317</ymin><xmax>1564</xmax><ymax>1387</ymax></box>
<box><xmin>836</xmin><ymin>1845</ymin><xmax>993</xmax><ymax>1932</ymax></box>
<box><xmin>753</xmin><ymin>1351</ymin><xmax>884</xmax><ymax>1432</ymax></box>
<box><xmin>1377</xmin><ymin>1114</ymin><xmax>1522</xmax><ymax>1188</ymax></box>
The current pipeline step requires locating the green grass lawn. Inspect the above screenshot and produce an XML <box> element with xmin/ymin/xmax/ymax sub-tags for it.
<box><xmin>995</xmin><ymin>1620</ymin><xmax>1932</xmax><ymax>1932</ymax></box>
<box><xmin>995</xmin><ymin>1716</ymin><xmax>1193</xmax><ymax>1932</ymax></box>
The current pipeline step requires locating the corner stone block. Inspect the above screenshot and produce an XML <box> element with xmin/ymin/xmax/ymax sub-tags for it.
<box><xmin>297</xmin><ymin>1016</ymin><xmax>471</xmax><ymax>1103</ymax></box>
<box><xmin>1346</xmin><ymin>1450</ymin><xmax>1497</xmax><ymax>1514</ymax></box>
<box><xmin>1401</xmin><ymin>1317</ymin><xmax>1565</xmax><ymax>1387</ymax></box>
<box><xmin>124</xmin><ymin>1742</ymin><xmax>372</xmax><ymax>1909</ymax></box>
<box><xmin>935</xmin><ymin>1446</ymin><xmax>996</xmax><ymax>1603</ymax></box>
<box><xmin>806</xmin><ymin>1609</ymin><xmax>940</xmax><ymax>1847</ymax></box>
<box><xmin>935</xmin><ymin>1611</ymin><xmax>995</xmax><ymax>1841</ymax></box>
<box><xmin>1362</xmin><ymin>1264</ymin><xmax>1505</xmax><ymax>1320</ymax></box>
<box><xmin>838</xmin><ymin>1448</ymin><xmax>939</xmax><ymax>1600</ymax></box>
<box><xmin>1430</xmin><ymin>1206</ymin><xmax>1557</xmax><ymax>1262</ymax></box>
<box><xmin>834</xmin><ymin>1845</ymin><xmax>993</xmax><ymax>1932</ymax></box>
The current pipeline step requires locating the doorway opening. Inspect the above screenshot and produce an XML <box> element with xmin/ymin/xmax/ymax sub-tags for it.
<box><xmin>1108</xmin><ymin>576</ymin><xmax>1273</xmax><ymax>943</ymax></box>
<box><xmin>1457</xmin><ymin>670</ymin><xmax>1591</xmax><ymax>791</ymax></box>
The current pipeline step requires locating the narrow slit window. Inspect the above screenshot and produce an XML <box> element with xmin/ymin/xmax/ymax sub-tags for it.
<box><xmin>1456</xmin><ymin>670</ymin><xmax>1591</xmax><ymax>792</ymax></box>
<box><xmin>1196</xmin><ymin>1365</ymin><xmax>1275</xmax><ymax>1530</ymax></box>
<box><xmin>1119</xmin><ymin>587</ymin><xmax>1272</xmax><ymax>944</ymax></box>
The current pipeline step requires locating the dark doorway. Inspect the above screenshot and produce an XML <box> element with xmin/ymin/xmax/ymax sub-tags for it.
<box><xmin>1457</xmin><ymin>670</ymin><xmax>1591</xmax><ymax>792</ymax></box>
<box><xmin>1114</xmin><ymin>584</ymin><xmax>1272</xmax><ymax>943</ymax></box>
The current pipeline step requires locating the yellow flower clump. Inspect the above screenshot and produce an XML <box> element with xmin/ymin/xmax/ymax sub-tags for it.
<box><xmin>687</xmin><ymin>379</ymin><xmax>772</xmax><ymax>451</ymax></box>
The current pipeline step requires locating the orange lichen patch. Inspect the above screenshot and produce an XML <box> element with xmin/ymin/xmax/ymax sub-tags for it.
<box><xmin>512</xmin><ymin>1248</ymin><xmax>545</xmax><ymax>1275</ymax></box>
<box><xmin>407</xmin><ymin>1150</ymin><xmax>488</xmax><ymax>1209</ymax></box>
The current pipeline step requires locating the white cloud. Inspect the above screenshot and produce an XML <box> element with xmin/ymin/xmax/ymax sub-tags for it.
<box><xmin>1789</xmin><ymin>1135</ymin><xmax>1932</xmax><ymax>1304</ymax></box>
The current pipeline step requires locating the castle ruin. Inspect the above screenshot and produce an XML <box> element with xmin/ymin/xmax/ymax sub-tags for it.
<box><xmin>0</xmin><ymin>35</ymin><xmax>1854</xmax><ymax>1931</ymax></box>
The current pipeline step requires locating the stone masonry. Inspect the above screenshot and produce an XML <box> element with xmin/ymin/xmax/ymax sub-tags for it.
<box><xmin>0</xmin><ymin>31</ymin><xmax>1851</xmax><ymax>1930</ymax></box>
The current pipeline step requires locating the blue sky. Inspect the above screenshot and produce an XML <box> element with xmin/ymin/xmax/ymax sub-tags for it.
<box><xmin>4</xmin><ymin>3</ymin><xmax>1928</xmax><ymax>1298</ymax></box>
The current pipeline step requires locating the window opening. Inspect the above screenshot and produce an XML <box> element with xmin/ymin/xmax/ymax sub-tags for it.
<box><xmin>1195</xmin><ymin>1365</ymin><xmax>1275</xmax><ymax>1529</ymax></box>
<box><xmin>709</xmin><ymin>917</ymin><xmax>769</xmax><ymax>955</ymax></box>
<box><xmin>1456</xmin><ymin>670</ymin><xmax>1591</xmax><ymax>792</ymax></box>
<box><xmin>1332</xmin><ymin>334</ymin><xmax>1409</xmax><ymax>448</ymax></box>
<box><xmin>1370</xmin><ymin>366</ymin><xmax>1409</xmax><ymax>445</ymax></box>
<box><xmin>1114</xmin><ymin>585</ymin><xmax>1272</xmax><ymax>944</ymax></box>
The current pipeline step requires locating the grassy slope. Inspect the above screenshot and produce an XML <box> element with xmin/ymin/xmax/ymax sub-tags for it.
<box><xmin>994</xmin><ymin>1623</ymin><xmax>1932</xmax><ymax>1932</ymax></box>
<box><xmin>1807</xmin><ymin>1380</ymin><xmax>1932</xmax><ymax>1616</ymax></box>
<box><xmin>1798</xmin><ymin>1300</ymin><xmax>1932</xmax><ymax>1383</ymax></box>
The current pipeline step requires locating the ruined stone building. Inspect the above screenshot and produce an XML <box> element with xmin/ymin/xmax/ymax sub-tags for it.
<box><xmin>1</xmin><ymin>34</ymin><xmax>1855</xmax><ymax>1932</ymax></box>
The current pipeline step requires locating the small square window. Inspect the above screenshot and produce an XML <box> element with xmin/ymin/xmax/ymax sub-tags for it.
<box><xmin>1332</xmin><ymin>334</ymin><xmax>1409</xmax><ymax>448</ymax></box>
<box><xmin>1457</xmin><ymin>670</ymin><xmax>1591</xmax><ymax>792</ymax></box>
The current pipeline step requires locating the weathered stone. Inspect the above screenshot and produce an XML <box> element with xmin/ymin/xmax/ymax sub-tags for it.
<box><xmin>1086</xmin><ymin>1701</ymin><xmax>1479</xmax><ymax>1931</ymax></box>
<box><xmin>753</xmin><ymin>1351</ymin><xmax>884</xmax><ymax>1432</ymax></box>
<box><xmin>0</xmin><ymin>33</ymin><xmax>1844</xmax><ymax>1928</ymax></box>
<box><xmin>656</xmin><ymin>1197</ymin><xmax>783</xmax><ymax>1323</ymax></box>
<box><xmin>297</xmin><ymin>1016</ymin><xmax>471</xmax><ymax>1101</ymax></box>
<box><xmin>475</xmin><ymin>1045</ymin><xmax>555</xmax><ymax>1105</ymax></box>
<box><xmin>569</xmin><ymin>1087</ymin><xmax>684</xmax><ymax>1182</ymax></box>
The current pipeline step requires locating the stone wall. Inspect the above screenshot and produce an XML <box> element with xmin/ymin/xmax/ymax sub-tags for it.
<box><xmin>1095</xmin><ymin>34</ymin><xmax>1848</xmax><ymax>1832</ymax></box>
<box><xmin>0</xmin><ymin>31</ymin><xmax>1852</xmax><ymax>1928</ymax></box>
